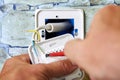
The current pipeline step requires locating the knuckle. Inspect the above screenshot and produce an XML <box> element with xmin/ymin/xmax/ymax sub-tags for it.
<box><xmin>4</xmin><ymin>57</ymin><xmax>20</xmax><ymax>67</ymax></box>
<box><xmin>32</xmin><ymin>64</ymin><xmax>48</xmax><ymax>74</ymax></box>
<box><xmin>4</xmin><ymin>58</ymin><xmax>13</xmax><ymax>66</ymax></box>
<box><xmin>59</xmin><ymin>60</ymin><xmax>72</xmax><ymax>75</ymax></box>
<box><xmin>102</xmin><ymin>4</ymin><xmax>118</xmax><ymax>13</ymax></box>
<box><xmin>105</xmin><ymin>4</ymin><xmax>117</xmax><ymax>11</ymax></box>
<box><xmin>105</xmin><ymin>4</ymin><xmax>117</xmax><ymax>9</ymax></box>
<box><xmin>96</xmin><ymin>5</ymin><xmax>117</xmax><ymax>15</ymax></box>
<box><xmin>32</xmin><ymin>65</ymin><xmax>50</xmax><ymax>80</ymax></box>
<box><xmin>93</xmin><ymin>5</ymin><xmax>119</xmax><ymax>27</ymax></box>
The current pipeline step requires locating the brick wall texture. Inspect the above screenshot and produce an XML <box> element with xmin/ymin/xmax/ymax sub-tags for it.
<box><xmin>0</xmin><ymin>0</ymin><xmax>120</xmax><ymax>70</ymax></box>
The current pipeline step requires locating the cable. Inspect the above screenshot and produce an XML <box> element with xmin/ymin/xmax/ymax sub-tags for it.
<box><xmin>27</xmin><ymin>22</ymin><xmax>71</xmax><ymax>42</ymax></box>
<box><xmin>32</xmin><ymin>40</ymin><xmax>39</xmax><ymax>60</ymax></box>
<box><xmin>45</xmin><ymin>22</ymin><xmax>72</xmax><ymax>33</ymax></box>
<box><xmin>35</xmin><ymin>43</ymin><xmax>45</xmax><ymax>54</ymax></box>
<box><xmin>27</xmin><ymin>26</ymin><xmax>44</xmax><ymax>42</ymax></box>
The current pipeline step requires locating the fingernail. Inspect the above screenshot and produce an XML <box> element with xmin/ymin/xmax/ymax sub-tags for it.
<box><xmin>71</xmin><ymin>61</ymin><xmax>77</xmax><ymax>66</ymax></box>
<box><xmin>70</xmin><ymin>62</ymin><xmax>78</xmax><ymax>70</ymax></box>
<box><xmin>71</xmin><ymin>65</ymin><xmax>78</xmax><ymax>70</ymax></box>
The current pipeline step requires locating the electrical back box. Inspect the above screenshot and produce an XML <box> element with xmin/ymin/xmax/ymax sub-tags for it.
<box><xmin>35</xmin><ymin>9</ymin><xmax>84</xmax><ymax>41</ymax></box>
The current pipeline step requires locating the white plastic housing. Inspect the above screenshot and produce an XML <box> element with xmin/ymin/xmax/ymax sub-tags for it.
<box><xmin>35</xmin><ymin>9</ymin><xmax>84</xmax><ymax>41</ymax></box>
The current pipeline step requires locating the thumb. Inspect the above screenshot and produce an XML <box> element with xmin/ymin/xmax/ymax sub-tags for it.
<box><xmin>64</xmin><ymin>39</ymin><xmax>92</xmax><ymax>78</ymax></box>
<box><xmin>34</xmin><ymin>60</ymin><xmax>77</xmax><ymax>78</ymax></box>
<box><xmin>64</xmin><ymin>39</ymin><xmax>87</xmax><ymax>69</ymax></box>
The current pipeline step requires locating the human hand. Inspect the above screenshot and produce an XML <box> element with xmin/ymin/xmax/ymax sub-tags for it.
<box><xmin>64</xmin><ymin>5</ymin><xmax>120</xmax><ymax>80</ymax></box>
<box><xmin>0</xmin><ymin>54</ymin><xmax>77</xmax><ymax>80</ymax></box>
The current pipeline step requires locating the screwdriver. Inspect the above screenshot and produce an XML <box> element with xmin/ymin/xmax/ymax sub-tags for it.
<box><xmin>46</xmin><ymin>51</ymin><xmax>65</xmax><ymax>57</ymax></box>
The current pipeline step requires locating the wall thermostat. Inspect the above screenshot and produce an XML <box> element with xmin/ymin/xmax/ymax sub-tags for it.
<box><xmin>35</xmin><ymin>9</ymin><xmax>84</xmax><ymax>41</ymax></box>
<box><xmin>28</xmin><ymin>9</ymin><xmax>88</xmax><ymax>80</ymax></box>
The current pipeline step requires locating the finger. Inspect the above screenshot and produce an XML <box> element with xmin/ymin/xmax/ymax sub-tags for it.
<box><xmin>64</xmin><ymin>38</ymin><xmax>94</xmax><ymax>79</ymax></box>
<box><xmin>64</xmin><ymin>39</ymin><xmax>84</xmax><ymax>64</ymax></box>
<box><xmin>13</xmin><ymin>54</ymin><xmax>30</xmax><ymax>63</ymax></box>
<box><xmin>35</xmin><ymin>59</ymin><xmax>78</xmax><ymax>78</ymax></box>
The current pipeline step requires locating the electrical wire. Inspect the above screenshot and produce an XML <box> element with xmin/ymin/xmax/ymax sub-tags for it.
<box><xmin>27</xmin><ymin>26</ymin><xmax>46</xmax><ymax>56</ymax></box>
<box><xmin>26</xmin><ymin>26</ymin><xmax>45</xmax><ymax>42</ymax></box>
<box><xmin>27</xmin><ymin>22</ymin><xmax>69</xmax><ymax>42</ymax></box>
<box><xmin>36</xmin><ymin>44</ymin><xmax>45</xmax><ymax>54</ymax></box>
<box><xmin>27</xmin><ymin>29</ymin><xmax>40</xmax><ymax>41</ymax></box>
<box><xmin>32</xmin><ymin>40</ymin><xmax>39</xmax><ymax>60</ymax></box>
